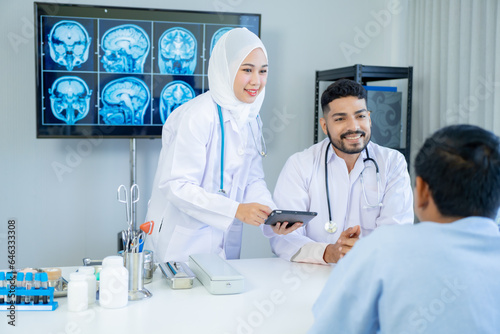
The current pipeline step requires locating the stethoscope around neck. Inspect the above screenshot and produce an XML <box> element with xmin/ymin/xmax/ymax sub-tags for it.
<box><xmin>217</xmin><ymin>104</ymin><xmax>267</xmax><ymax>195</ymax></box>
<box><xmin>324</xmin><ymin>142</ymin><xmax>383</xmax><ymax>233</ymax></box>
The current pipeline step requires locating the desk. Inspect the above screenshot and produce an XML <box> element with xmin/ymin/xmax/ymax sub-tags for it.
<box><xmin>1</xmin><ymin>258</ymin><xmax>332</xmax><ymax>334</ymax></box>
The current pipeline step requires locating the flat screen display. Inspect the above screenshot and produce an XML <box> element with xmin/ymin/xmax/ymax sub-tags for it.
<box><xmin>34</xmin><ymin>2</ymin><xmax>261</xmax><ymax>138</ymax></box>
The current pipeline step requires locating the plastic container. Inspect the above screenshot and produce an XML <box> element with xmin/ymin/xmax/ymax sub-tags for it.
<box><xmin>78</xmin><ymin>266</ymin><xmax>97</xmax><ymax>304</ymax></box>
<box><xmin>143</xmin><ymin>250</ymin><xmax>155</xmax><ymax>284</ymax></box>
<box><xmin>99</xmin><ymin>255</ymin><xmax>128</xmax><ymax>308</ymax></box>
<box><xmin>67</xmin><ymin>272</ymin><xmax>88</xmax><ymax>312</ymax></box>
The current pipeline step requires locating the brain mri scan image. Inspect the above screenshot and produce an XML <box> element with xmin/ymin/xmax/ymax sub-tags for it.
<box><xmin>210</xmin><ymin>27</ymin><xmax>233</xmax><ymax>55</ymax></box>
<box><xmin>49</xmin><ymin>76</ymin><xmax>92</xmax><ymax>124</ymax></box>
<box><xmin>48</xmin><ymin>20</ymin><xmax>91</xmax><ymax>71</ymax></box>
<box><xmin>159</xmin><ymin>80</ymin><xmax>195</xmax><ymax>123</ymax></box>
<box><xmin>101</xmin><ymin>24</ymin><xmax>150</xmax><ymax>73</ymax></box>
<box><xmin>100</xmin><ymin>77</ymin><xmax>150</xmax><ymax>125</ymax></box>
<box><xmin>36</xmin><ymin>2</ymin><xmax>261</xmax><ymax>138</ymax></box>
<box><xmin>158</xmin><ymin>27</ymin><xmax>197</xmax><ymax>74</ymax></box>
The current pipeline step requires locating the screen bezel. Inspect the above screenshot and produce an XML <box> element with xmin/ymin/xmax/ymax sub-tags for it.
<box><xmin>34</xmin><ymin>2</ymin><xmax>261</xmax><ymax>138</ymax></box>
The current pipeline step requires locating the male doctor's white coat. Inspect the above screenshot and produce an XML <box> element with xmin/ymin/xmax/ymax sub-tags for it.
<box><xmin>268</xmin><ymin>138</ymin><xmax>414</xmax><ymax>262</ymax></box>
<box><xmin>144</xmin><ymin>93</ymin><xmax>275</xmax><ymax>263</ymax></box>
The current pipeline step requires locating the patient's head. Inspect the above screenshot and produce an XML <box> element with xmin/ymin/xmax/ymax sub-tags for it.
<box><xmin>415</xmin><ymin>124</ymin><xmax>500</xmax><ymax>219</ymax></box>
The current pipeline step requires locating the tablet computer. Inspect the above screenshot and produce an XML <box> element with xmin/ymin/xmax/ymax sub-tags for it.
<box><xmin>264</xmin><ymin>210</ymin><xmax>318</xmax><ymax>227</ymax></box>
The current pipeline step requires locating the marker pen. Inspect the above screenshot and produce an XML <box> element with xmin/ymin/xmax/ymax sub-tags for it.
<box><xmin>40</xmin><ymin>272</ymin><xmax>49</xmax><ymax>304</ymax></box>
<box><xmin>33</xmin><ymin>273</ymin><xmax>41</xmax><ymax>304</ymax></box>
<box><xmin>24</xmin><ymin>272</ymin><xmax>33</xmax><ymax>304</ymax></box>
<box><xmin>15</xmin><ymin>272</ymin><xmax>24</xmax><ymax>304</ymax></box>
<box><xmin>0</xmin><ymin>272</ymin><xmax>5</xmax><ymax>304</ymax></box>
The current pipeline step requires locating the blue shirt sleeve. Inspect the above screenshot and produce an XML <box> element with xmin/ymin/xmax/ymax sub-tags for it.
<box><xmin>309</xmin><ymin>235</ymin><xmax>383</xmax><ymax>334</ymax></box>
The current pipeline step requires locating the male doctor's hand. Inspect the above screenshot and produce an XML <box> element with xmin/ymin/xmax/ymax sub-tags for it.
<box><xmin>323</xmin><ymin>225</ymin><xmax>361</xmax><ymax>263</ymax></box>
<box><xmin>236</xmin><ymin>203</ymin><xmax>272</xmax><ymax>226</ymax></box>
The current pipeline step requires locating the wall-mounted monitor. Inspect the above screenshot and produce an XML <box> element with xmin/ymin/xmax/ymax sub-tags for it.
<box><xmin>34</xmin><ymin>2</ymin><xmax>261</xmax><ymax>138</ymax></box>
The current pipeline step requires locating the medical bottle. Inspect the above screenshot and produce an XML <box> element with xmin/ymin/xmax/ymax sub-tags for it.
<box><xmin>78</xmin><ymin>266</ymin><xmax>97</xmax><ymax>305</ymax></box>
<box><xmin>99</xmin><ymin>255</ymin><xmax>128</xmax><ymax>308</ymax></box>
<box><xmin>67</xmin><ymin>272</ymin><xmax>88</xmax><ymax>312</ymax></box>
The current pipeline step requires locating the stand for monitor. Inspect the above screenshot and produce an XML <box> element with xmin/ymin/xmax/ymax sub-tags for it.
<box><xmin>128</xmin><ymin>138</ymin><xmax>152</xmax><ymax>300</ymax></box>
<box><xmin>130</xmin><ymin>138</ymin><xmax>138</xmax><ymax>231</ymax></box>
<box><xmin>116</xmin><ymin>138</ymin><xmax>139</xmax><ymax>252</ymax></box>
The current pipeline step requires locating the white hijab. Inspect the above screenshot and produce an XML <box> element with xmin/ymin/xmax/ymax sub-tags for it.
<box><xmin>208</xmin><ymin>28</ymin><xmax>268</xmax><ymax>130</ymax></box>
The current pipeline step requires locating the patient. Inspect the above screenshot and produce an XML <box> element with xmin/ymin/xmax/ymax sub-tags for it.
<box><xmin>309</xmin><ymin>124</ymin><xmax>500</xmax><ymax>333</ymax></box>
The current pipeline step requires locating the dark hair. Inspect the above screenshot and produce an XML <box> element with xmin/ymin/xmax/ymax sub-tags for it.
<box><xmin>320</xmin><ymin>79</ymin><xmax>367</xmax><ymax>114</ymax></box>
<box><xmin>414</xmin><ymin>124</ymin><xmax>500</xmax><ymax>219</ymax></box>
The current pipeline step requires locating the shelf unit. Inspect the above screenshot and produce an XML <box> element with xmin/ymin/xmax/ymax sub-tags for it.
<box><xmin>314</xmin><ymin>64</ymin><xmax>413</xmax><ymax>164</ymax></box>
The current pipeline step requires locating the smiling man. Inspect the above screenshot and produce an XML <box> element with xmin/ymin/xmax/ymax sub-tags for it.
<box><xmin>268</xmin><ymin>79</ymin><xmax>414</xmax><ymax>264</ymax></box>
<box><xmin>310</xmin><ymin>124</ymin><xmax>500</xmax><ymax>333</ymax></box>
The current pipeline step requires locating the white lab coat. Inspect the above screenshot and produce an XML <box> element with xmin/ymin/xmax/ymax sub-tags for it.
<box><xmin>145</xmin><ymin>92</ymin><xmax>274</xmax><ymax>263</ymax></box>
<box><xmin>267</xmin><ymin>138</ymin><xmax>414</xmax><ymax>261</ymax></box>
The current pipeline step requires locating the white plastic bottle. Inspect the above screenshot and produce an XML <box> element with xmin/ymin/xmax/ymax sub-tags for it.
<box><xmin>99</xmin><ymin>255</ymin><xmax>128</xmax><ymax>308</ymax></box>
<box><xmin>67</xmin><ymin>272</ymin><xmax>88</xmax><ymax>312</ymax></box>
<box><xmin>78</xmin><ymin>266</ymin><xmax>97</xmax><ymax>305</ymax></box>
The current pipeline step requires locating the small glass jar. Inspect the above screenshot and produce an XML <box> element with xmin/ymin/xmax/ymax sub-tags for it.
<box><xmin>67</xmin><ymin>272</ymin><xmax>88</xmax><ymax>312</ymax></box>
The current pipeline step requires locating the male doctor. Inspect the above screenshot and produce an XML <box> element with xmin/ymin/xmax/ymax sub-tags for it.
<box><xmin>269</xmin><ymin>79</ymin><xmax>414</xmax><ymax>264</ymax></box>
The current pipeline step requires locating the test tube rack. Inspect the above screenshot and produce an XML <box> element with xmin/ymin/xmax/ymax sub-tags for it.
<box><xmin>0</xmin><ymin>273</ymin><xmax>58</xmax><ymax>311</ymax></box>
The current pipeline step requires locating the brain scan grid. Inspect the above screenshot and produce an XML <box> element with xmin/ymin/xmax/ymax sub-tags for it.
<box><xmin>42</xmin><ymin>17</ymin><xmax>247</xmax><ymax>126</ymax></box>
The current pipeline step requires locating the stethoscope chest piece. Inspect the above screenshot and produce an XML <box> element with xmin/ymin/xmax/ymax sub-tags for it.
<box><xmin>325</xmin><ymin>221</ymin><xmax>337</xmax><ymax>234</ymax></box>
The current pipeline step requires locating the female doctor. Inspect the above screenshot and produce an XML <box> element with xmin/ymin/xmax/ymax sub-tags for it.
<box><xmin>144</xmin><ymin>28</ymin><xmax>298</xmax><ymax>263</ymax></box>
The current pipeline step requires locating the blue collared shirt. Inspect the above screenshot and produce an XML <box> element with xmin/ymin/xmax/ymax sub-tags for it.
<box><xmin>310</xmin><ymin>216</ymin><xmax>500</xmax><ymax>334</ymax></box>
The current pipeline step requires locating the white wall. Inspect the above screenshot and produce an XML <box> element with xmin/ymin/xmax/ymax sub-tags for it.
<box><xmin>0</xmin><ymin>0</ymin><xmax>408</xmax><ymax>268</ymax></box>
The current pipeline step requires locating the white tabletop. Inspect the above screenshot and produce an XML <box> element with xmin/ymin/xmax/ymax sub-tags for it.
<box><xmin>1</xmin><ymin>257</ymin><xmax>333</xmax><ymax>334</ymax></box>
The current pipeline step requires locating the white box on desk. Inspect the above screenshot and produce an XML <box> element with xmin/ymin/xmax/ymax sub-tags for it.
<box><xmin>188</xmin><ymin>253</ymin><xmax>244</xmax><ymax>295</ymax></box>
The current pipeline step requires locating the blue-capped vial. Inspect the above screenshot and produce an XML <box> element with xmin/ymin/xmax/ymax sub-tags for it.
<box><xmin>40</xmin><ymin>272</ymin><xmax>49</xmax><ymax>304</ymax></box>
<box><xmin>15</xmin><ymin>272</ymin><xmax>24</xmax><ymax>304</ymax></box>
<box><xmin>33</xmin><ymin>272</ymin><xmax>41</xmax><ymax>304</ymax></box>
<box><xmin>0</xmin><ymin>272</ymin><xmax>5</xmax><ymax>304</ymax></box>
<box><xmin>5</xmin><ymin>272</ymin><xmax>14</xmax><ymax>303</ymax></box>
<box><xmin>24</xmin><ymin>272</ymin><xmax>33</xmax><ymax>304</ymax></box>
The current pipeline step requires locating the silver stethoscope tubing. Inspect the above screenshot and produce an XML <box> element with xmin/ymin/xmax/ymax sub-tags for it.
<box><xmin>324</xmin><ymin>142</ymin><xmax>383</xmax><ymax>233</ymax></box>
<box><xmin>217</xmin><ymin>104</ymin><xmax>266</xmax><ymax>194</ymax></box>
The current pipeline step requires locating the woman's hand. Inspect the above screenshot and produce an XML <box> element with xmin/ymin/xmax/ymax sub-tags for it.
<box><xmin>236</xmin><ymin>203</ymin><xmax>272</xmax><ymax>226</ymax></box>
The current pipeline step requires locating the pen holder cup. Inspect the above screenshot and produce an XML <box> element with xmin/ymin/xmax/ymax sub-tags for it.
<box><xmin>124</xmin><ymin>251</ymin><xmax>152</xmax><ymax>301</ymax></box>
<box><xmin>125</xmin><ymin>251</ymin><xmax>144</xmax><ymax>290</ymax></box>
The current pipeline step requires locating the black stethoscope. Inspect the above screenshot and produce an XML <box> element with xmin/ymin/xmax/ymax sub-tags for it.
<box><xmin>217</xmin><ymin>104</ymin><xmax>266</xmax><ymax>195</ymax></box>
<box><xmin>324</xmin><ymin>142</ymin><xmax>383</xmax><ymax>233</ymax></box>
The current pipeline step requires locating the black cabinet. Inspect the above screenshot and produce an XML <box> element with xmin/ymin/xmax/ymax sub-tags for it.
<box><xmin>314</xmin><ymin>64</ymin><xmax>413</xmax><ymax>164</ymax></box>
